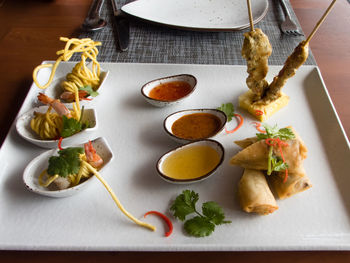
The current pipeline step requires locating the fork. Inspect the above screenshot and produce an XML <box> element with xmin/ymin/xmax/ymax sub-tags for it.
<box><xmin>279</xmin><ymin>0</ymin><xmax>303</xmax><ymax>36</ymax></box>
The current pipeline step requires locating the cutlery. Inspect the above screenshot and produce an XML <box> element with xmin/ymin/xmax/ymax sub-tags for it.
<box><xmin>82</xmin><ymin>0</ymin><xmax>107</xmax><ymax>32</ymax></box>
<box><xmin>111</xmin><ymin>0</ymin><xmax>130</xmax><ymax>51</ymax></box>
<box><xmin>279</xmin><ymin>0</ymin><xmax>303</xmax><ymax>36</ymax></box>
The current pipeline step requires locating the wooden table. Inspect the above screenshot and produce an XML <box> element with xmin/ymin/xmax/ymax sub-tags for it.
<box><xmin>0</xmin><ymin>0</ymin><xmax>349</xmax><ymax>261</ymax></box>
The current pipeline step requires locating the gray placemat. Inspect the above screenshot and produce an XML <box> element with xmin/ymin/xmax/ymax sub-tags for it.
<box><xmin>77</xmin><ymin>0</ymin><xmax>316</xmax><ymax>65</ymax></box>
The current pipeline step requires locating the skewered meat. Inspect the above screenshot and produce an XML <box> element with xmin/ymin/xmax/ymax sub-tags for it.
<box><xmin>241</xmin><ymin>28</ymin><xmax>272</xmax><ymax>100</ymax></box>
<box><xmin>260</xmin><ymin>41</ymin><xmax>309</xmax><ymax>104</ymax></box>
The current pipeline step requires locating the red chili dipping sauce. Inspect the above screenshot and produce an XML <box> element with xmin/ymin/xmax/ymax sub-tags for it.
<box><xmin>149</xmin><ymin>81</ymin><xmax>192</xmax><ymax>101</ymax></box>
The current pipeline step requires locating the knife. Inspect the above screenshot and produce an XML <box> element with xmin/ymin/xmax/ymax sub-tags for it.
<box><xmin>111</xmin><ymin>0</ymin><xmax>130</xmax><ymax>51</ymax></box>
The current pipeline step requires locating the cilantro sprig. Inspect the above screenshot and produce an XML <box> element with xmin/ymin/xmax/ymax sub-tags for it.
<box><xmin>256</xmin><ymin>124</ymin><xmax>295</xmax><ymax>175</ymax></box>
<box><xmin>256</xmin><ymin>124</ymin><xmax>295</xmax><ymax>141</ymax></box>
<box><xmin>217</xmin><ymin>103</ymin><xmax>235</xmax><ymax>122</ymax></box>
<box><xmin>170</xmin><ymin>190</ymin><xmax>231</xmax><ymax>237</ymax></box>
<box><xmin>47</xmin><ymin>147</ymin><xmax>84</xmax><ymax>178</ymax></box>
<box><xmin>60</xmin><ymin>107</ymin><xmax>89</xmax><ymax>138</ymax></box>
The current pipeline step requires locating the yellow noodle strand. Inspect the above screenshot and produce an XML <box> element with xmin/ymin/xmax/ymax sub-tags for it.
<box><xmin>83</xmin><ymin>161</ymin><xmax>156</xmax><ymax>232</ymax></box>
<box><xmin>32</xmin><ymin>37</ymin><xmax>102</xmax><ymax>92</ymax></box>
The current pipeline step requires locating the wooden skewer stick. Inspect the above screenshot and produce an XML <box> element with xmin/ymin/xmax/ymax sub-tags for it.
<box><xmin>247</xmin><ymin>0</ymin><xmax>254</xmax><ymax>31</ymax></box>
<box><xmin>304</xmin><ymin>0</ymin><xmax>337</xmax><ymax>45</ymax></box>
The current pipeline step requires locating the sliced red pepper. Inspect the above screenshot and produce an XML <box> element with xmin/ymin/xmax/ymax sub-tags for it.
<box><xmin>255</xmin><ymin>110</ymin><xmax>264</xmax><ymax>116</ymax></box>
<box><xmin>252</xmin><ymin>122</ymin><xmax>266</xmax><ymax>133</ymax></box>
<box><xmin>225</xmin><ymin>113</ymin><xmax>244</xmax><ymax>134</ymax></box>
<box><xmin>58</xmin><ymin>137</ymin><xmax>63</xmax><ymax>150</ymax></box>
<box><xmin>144</xmin><ymin>211</ymin><xmax>173</xmax><ymax>237</ymax></box>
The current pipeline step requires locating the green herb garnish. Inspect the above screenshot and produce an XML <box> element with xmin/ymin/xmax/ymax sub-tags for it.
<box><xmin>256</xmin><ymin>124</ymin><xmax>295</xmax><ymax>175</ymax></box>
<box><xmin>60</xmin><ymin>107</ymin><xmax>89</xmax><ymax>138</ymax></box>
<box><xmin>47</xmin><ymin>147</ymin><xmax>84</xmax><ymax>177</ymax></box>
<box><xmin>79</xmin><ymin>85</ymin><xmax>99</xmax><ymax>97</ymax></box>
<box><xmin>170</xmin><ymin>190</ymin><xmax>231</xmax><ymax>237</ymax></box>
<box><xmin>217</xmin><ymin>103</ymin><xmax>235</xmax><ymax>122</ymax></box>
<box><xmin>256</xmin><ymin>124</ymin><xmax>295</xmax><ymax>141</ymax></box>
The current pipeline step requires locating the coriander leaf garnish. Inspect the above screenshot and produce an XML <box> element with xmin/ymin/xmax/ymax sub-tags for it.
<box><xmin>170</xmin><ymin>190</ymin><xmax>231</xmax><ymax>237</ymax></box>
<box><xmin>79</xmin><ymin>85</ymin><xmax>99</xmax><ymax>97</ymax></box>
<box><xmin>61</xmin><ymin>116</ymin><xmax>82</xmax><ymax>138</ymax></box>
<box><xmin>217</xmin><ymin>102</ymin><xmax>244</xmax><ymax>134</ymax></box>
<box><xmin>60</xmin><ymin>108</ymin><xmax>90</xmax><ymax>138</ymax></box>
<box><xmin>256</xmin><ymin>124</ymin><xmax>295</xmax><ymax>176</ymax></box>
<box><xmin>256</xmin><ymin>124</ymin><xmax>295</xmax><ymax>140</ymax></box>
<box><xmin>271</xmin><ymin>156</ymin><xmax>289</xmax><ymax>172</ymax></box>
<box><xmin>184</xmin><ymin>216</ymin><xmax>215</xmax><ymax>237</ymax></box>
<box><xmin>170</xmin><ymin>190</ymin><xmax>198</xmax><ymax>221</ymax></box>
<box><xmin>202</xmin><ymin>201</ymin><xmax>230</xmax><ymax>225</ymax></box>
<box><xmin>217</xmin><ymin>103</ymin><xmax>235</xmax><ymax>122</ymax></box>
<box><xmin>47</xmin><ymin>147</ymin><xmax>84</xmax><ymax>178</ymax></box>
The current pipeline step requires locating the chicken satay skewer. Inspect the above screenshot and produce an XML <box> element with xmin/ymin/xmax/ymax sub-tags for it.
<box><xmin>241</xmin><ymin>0</ymin><xmax>272</xmax><ymax>100</ymax></box>
<box><xmin>261</xmin><ymin>0</ymin><xmax>338</xmax><ymax>104</ymax></box>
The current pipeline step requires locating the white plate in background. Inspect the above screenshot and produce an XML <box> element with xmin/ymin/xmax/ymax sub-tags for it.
<box><xmin>122</xmin><ymin>0</ymin><xmax>269</xmax><ymax>31</ymax></box>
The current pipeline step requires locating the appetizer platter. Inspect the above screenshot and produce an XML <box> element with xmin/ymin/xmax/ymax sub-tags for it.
<box><xmin>0</xmin><ymin>61</ymin><xmax>349</xmax><ymax>250</ymax></box>
<box><xmin>0</xmin><ymin>1</ymin><xmax>349</xmax><ymax>250</ymax></box>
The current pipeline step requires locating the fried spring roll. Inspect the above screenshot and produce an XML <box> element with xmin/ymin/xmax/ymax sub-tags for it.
<box><xmin>238</xmin><ymin>169</ymin><xmax>278</xmax><ymax>215</ymax></box>
<box><xmin>269</xmin><ymin>171</ymin><xmax>312</xmax><ymax>200</ymax></box>
<box><xmin>230</xmin><ymin>139</ymin><xmax>305</xmax><ymax>174</ymax></box>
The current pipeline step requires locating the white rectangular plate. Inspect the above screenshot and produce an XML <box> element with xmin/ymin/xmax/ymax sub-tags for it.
<box><xmin>0</xmin><ymin>63</ymin><xmax>349</xmax><ymax>251</ymax></box>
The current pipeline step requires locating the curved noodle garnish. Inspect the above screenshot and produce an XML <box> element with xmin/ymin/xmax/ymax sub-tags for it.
<box><xmin>33</xmin><ymin>37</ymin><xmax>102</xmax><ymax>100</ymax></box>
<box><xmin>40</xmin><ymin>152</ymin><xmax>156</xmax><ymax>232</ymax></box>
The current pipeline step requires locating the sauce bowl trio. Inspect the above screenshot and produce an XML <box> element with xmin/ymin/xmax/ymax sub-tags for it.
<box><xmin>141</xmin><ymin>74</ymin><xmax>226</xmax><ymax>184</ymax></box>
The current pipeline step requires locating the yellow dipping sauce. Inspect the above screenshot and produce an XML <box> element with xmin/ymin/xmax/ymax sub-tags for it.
<box><xmin>161</xmin><ymin>145</ymin><xmax>221</xmax><ymax>180</ymax></box>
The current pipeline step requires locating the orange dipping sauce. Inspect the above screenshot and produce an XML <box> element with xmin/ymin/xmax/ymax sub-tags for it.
<box><xmin>149</xmin><ymin>81</ymin><xmax>192</xmax><ymax>101</ymax></box>
<box><xmin>171</xmin><ymin>113</ymin><xmax>222</xmax><ymax>140</ymax></box>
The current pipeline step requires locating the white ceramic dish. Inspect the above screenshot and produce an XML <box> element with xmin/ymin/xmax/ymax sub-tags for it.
<box><xmin>122</xmin><ymin>0</ymin><xmax>269</xmax><ymax>31</ymax></box>
<box><xmin>0</xmin><ymin>63</ymin><xmax>349</xmax><ymax>251</ymax></box>
<box><xmin>35</xmin><ymin>61</ymin><xmax>109</xmax><ymax>105</ymax></box>
<box><xmin>141</xmin><ymin>74</ymin><xmax>197</xmax><ymax>107</ymax></box>
<box><xmin>157</xmin><ymin>139</ymin><xmax>224</xmax><ymax>184</ymax></box>
<box><xmin>16</xmin><ymin>105</ymin><xmax>98</xmax><ymax>149</ymax></box>
<box><xmin>22</xmin><ymin>137</ymin><xmax>114</xmax><ymax>198</ymax></box>
<box><xmin>43</xmin><ymin>70</ymin><xmax>109</xmax><ymax>104</ymax></box>
<box><xmin>163</xmin><ymin>108</ymin><xmax>227</xmax><ymax>143</ymax></box>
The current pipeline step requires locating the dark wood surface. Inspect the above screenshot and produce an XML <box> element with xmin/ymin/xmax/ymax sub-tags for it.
<box><xmin>0</xmin><ymin>0</ymin><xmax>349</xmax><ymax>261</ymax></box>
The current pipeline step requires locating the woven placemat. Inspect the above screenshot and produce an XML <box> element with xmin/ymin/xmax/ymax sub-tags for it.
<box><xmin>78</xmin><ymin>0</ymin><xmax>315</xmax><ymax>65</ymax></box>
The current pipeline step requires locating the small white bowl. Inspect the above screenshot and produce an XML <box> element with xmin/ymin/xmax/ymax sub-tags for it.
<box><xmin>43</xmin><ymin>69</ymin><xmax>109</xmax><ymax>105</ymax></box>
<box><xmin>16</xmin><ymin>105</ymin><xmax>98</xmax><ymax>149</ymax></box>
<box><xmin>141</xmin><ymin>74</ymin><xmax>197</xmax><ymax>107</ymax></box>
<box><xmin>23</xmin><ymin>137</ymin><xmax>114</xmax><ymax>198</ymax></box>
<box><xmin>163</xmin><ymin>108</ymin><xmax>227</xmax><ymax>144</ymax></box>
<box><xmin>156</xmin><ymin>139</ymin><xmax>225</xmax><ymax>184</ymax></box>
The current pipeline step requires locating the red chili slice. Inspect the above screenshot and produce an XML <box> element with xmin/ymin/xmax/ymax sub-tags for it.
<box><xmin>255</xmin><ymin>110</ymin><xmax>264</xmax><ymax>116</ymax></box>
<box><xmin>58</xmin><ymin>137</ymin><xmax>63</xmax><ymax>150</ymax></box>
<box><xmin>252</xmin><ymin>122</ymin><xmax>266</xmax><ymax>133</ymax></box>
<box><xmin>225</xmin><ymin>113</ymin><xmax>244</xmax><ymax>134</ymax></box>
<box><xmin>144</xmin><ymin>211</ymin><xmax>173</xmax><ymax>237</ymax></box>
